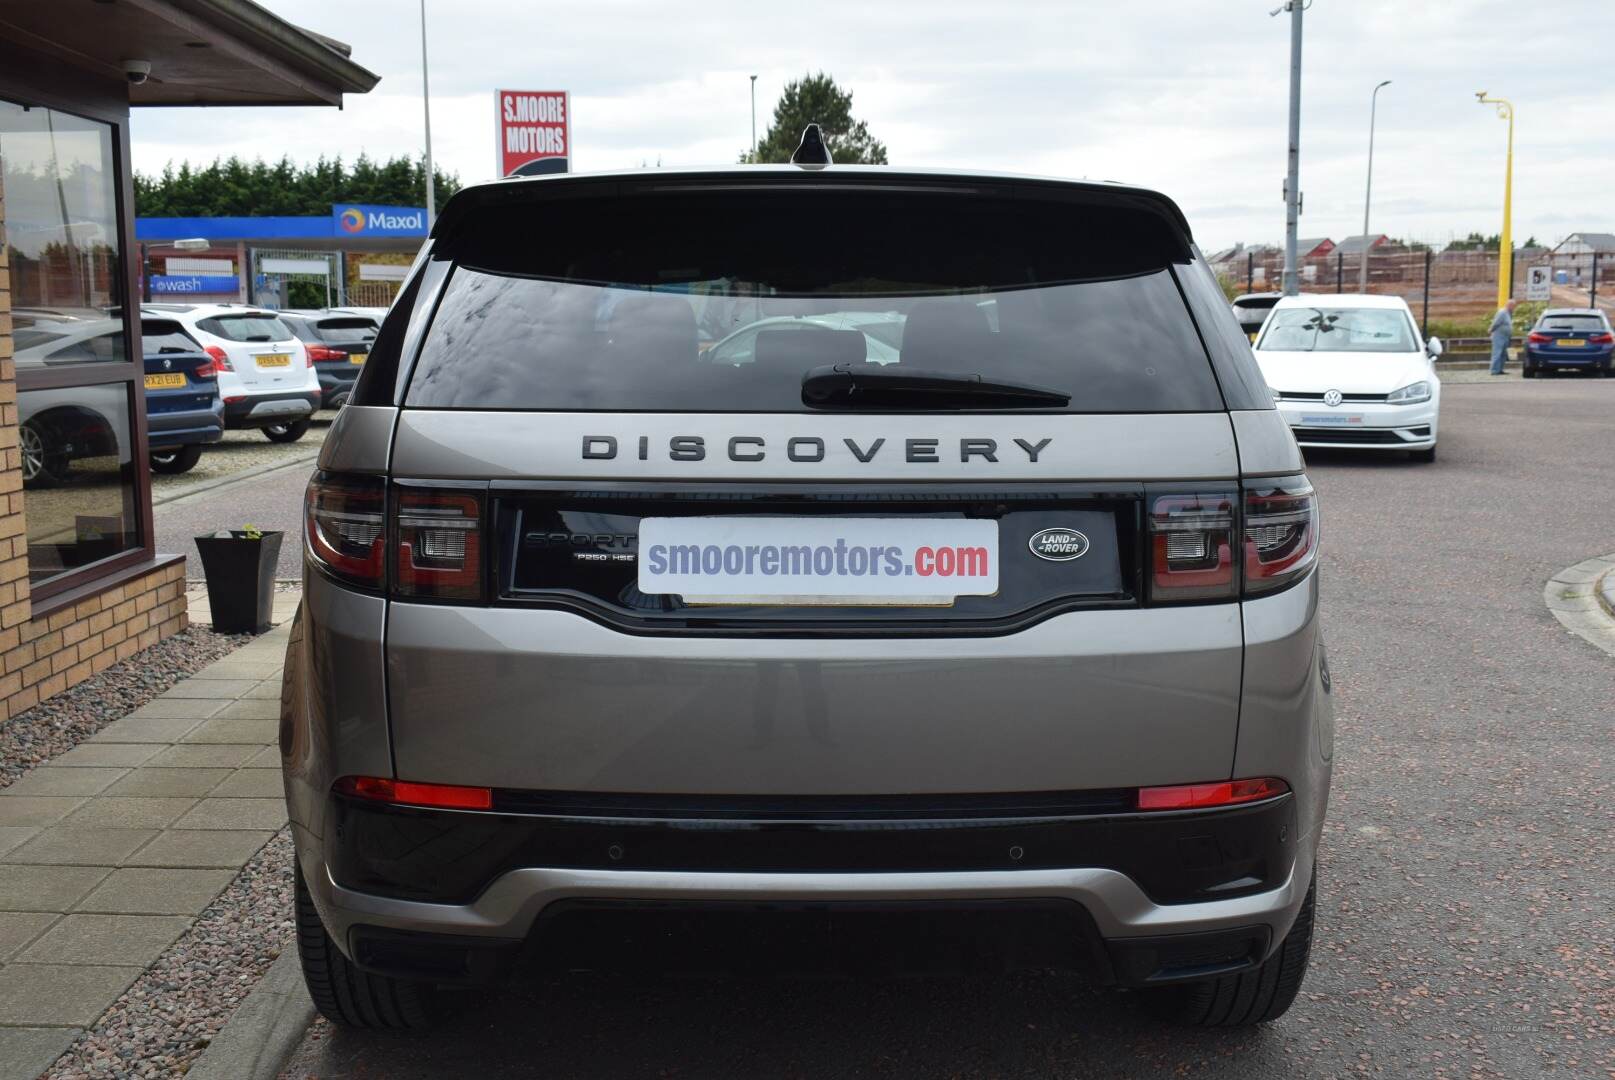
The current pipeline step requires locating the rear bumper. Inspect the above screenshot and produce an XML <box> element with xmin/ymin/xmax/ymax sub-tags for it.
<box><xmin>146</xmin><ymin>404</ymin><xmax>224</xmax><ymax>448</ymax></box>
<box><xmin>315</xmin><ymin>366</ymin><xmax>359</xmax><ymax>407</ymax></box>
<box><xmin>1525</xmin><ymin>347</ymin><xmax>1612</xmax><ymax>368</ymax></box>
<box><xmin>299</xmin><ymin>837</ymin><xmax>1313</xmax><ymax>988</ymax></box>
<box><xmin>224</xmin><ymin>391</ymin><xmax>320</xmax><ymax>426</ymax></box>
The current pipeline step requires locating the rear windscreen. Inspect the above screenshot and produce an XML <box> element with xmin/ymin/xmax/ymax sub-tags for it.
<box><xmin>1539</xmin><ymin>315</ymin><xmax>1607</xmax><ymax>332</ymax></box>
<box><xmin>314</xmin><ymin>318</ymin><xmax>378</xmax><ymax>344</ymax></box>
<box><xmin>198</xmin><ymin>314</ymin><xmax>293</xmax><ymax>343</ymax></box>
<box><xmin>406</xmin><ymin>190</ymin><xmax>1223</xmax><ymax>413</ymax></box>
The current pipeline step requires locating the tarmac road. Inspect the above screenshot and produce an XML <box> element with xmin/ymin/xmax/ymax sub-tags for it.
<box><xmin>281</xmin><ymin>378</ymin><xmax>1615</xmax><ymax>1079</ymax></box>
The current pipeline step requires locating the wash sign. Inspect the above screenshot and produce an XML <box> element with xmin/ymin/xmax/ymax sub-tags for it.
<box><xmin>150</xmin><ymin>274</ymin><xmax>238</xmax><ymax>295</ymax></box>
<box><xmin>496</xmin><ymin>89</ymin><xmax>570</xmax><ymax>177</ymax></box>
<box><xmin>331</xmin><ymin>204</ymin><xmax>428</xmax><ymax>238</ymax></box>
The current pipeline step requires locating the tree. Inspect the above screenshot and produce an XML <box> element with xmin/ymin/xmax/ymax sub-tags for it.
<box><xmin>741</xmin><ymin>73</ymin><xmax>888</xmax><ymax>165</ymax></box>
<box><xmin>133</xmin><ymin>154</ymin><xmax>459</xmax><ymax>217</ymax></box>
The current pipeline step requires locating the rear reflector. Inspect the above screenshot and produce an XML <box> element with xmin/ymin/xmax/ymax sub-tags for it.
<box><xmin>1136</xmin><ymin>777</ymin><xmax>1289</xmax><ymax>811</ymax></box>
<box><xmin>335</xmin><ymin>776</ymin><xmax>493</xmax><ymax>811</ymax></box>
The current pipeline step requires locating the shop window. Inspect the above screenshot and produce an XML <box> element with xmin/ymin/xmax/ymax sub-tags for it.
<box><xmin>2</xmin><ymin>97</ymin><xmax>147</xmax><ymax>592</ymax></box>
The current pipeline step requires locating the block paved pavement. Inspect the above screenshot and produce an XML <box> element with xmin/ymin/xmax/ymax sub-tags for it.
<box><xmin>0</xmin><ymin>592</ymin><xmax>298</xmax><ymax>1079</ymax></box>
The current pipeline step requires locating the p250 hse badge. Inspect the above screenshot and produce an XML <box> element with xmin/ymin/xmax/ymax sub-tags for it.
<box><xmin>1027</xmin><ymin>528</ymin><xmax>1090</xmax><ymax>562</ymax></box>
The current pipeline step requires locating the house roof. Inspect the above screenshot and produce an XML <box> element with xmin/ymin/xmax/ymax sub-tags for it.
<box><xmin>0</xmin><ymin>0</ymin><xmax>378</xmax><ymax>106</ymax></box>
<box><xmin>1556</xmin><ymin>233</ymin><xmax>1615</xmax><ymax>253</ymax></box>
<box><xmin>1334</xmin><ymin>234</ymin><xmax>1389</xmax><ymax>255</ymax></box>
<box><xmin>1296</xmin><ymin>237</ymin><xmax>1332</xmax><ymax>254</ymax></box>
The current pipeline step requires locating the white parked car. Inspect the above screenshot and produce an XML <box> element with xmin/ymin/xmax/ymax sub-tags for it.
<box><xmin>145</xmin><ymin>304</ymin><xmax>322</xmax><ymax>442</ymax></box>
<box><xmin>1252</xmin><ymin>294</ymin><xmax>1442</xmax><ymax>462</ymax></box>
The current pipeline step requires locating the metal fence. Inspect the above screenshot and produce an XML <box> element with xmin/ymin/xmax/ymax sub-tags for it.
<box><xmin>1217</xmin><ymin>247</ymin><xmax>1613</xmax><ymax>333</ymax></box>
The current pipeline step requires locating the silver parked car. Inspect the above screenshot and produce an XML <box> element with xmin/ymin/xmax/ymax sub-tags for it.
<box><xmin>285</xmin><ymin>163</ymin><xmax>1332</xmax><ymax>1030</ymax></box>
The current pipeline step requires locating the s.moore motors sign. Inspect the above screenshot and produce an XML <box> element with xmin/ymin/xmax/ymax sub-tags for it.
<box><xmin>496</xmin><ymin>89</ymin><xmax>570</xmax><ymax>177</ymax></box>
<box><xmin>331</xmin><ymin>204</ymin><xmax>428</xmax><ymax>238</ymax></box>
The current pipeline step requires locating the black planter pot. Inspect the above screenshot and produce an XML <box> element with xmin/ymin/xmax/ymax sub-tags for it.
<box><xmin>194</xmin><ymin>531</ymin><xmax>284</xmax><ymax>634</ymax></box>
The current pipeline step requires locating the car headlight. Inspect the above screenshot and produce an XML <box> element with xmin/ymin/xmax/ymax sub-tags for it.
<box><xmin>1387</xmin><ymin>381</ymin><xmax>1431</xmax><ymax>405</ymax></box>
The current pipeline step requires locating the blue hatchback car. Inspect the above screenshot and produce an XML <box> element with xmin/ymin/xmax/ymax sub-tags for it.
<box><xmin>1523</xmin><ymin>308</ymin><xmax>1614</xmax><ymax>378</ymax></box>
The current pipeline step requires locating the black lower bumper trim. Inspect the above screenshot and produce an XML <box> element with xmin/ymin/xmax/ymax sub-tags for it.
<box><xmin>327</xmin><ymin>791</ymin><xmax>1296</xmax><ymax>908</ymax></box>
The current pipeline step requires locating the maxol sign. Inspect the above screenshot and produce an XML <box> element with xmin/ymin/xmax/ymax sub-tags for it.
<box><xmin>331</xmin><ymin>204</ymin><xmax>428</xmax><ymax>238</ymax></box>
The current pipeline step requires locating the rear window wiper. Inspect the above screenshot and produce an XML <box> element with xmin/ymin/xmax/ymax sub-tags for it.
<box><xmin>802</xmin><ymin>365</ymin><xmax>1070</xmax><ymax>410</ymax></box>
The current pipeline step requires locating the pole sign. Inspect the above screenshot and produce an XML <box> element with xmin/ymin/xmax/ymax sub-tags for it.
<box><xmin>1525</xmin><ymin>265</ymin><xmax>1551</xmax><ymax>302</ymax></box>
<box><xmin>496</xmin><ymin>90</ymin><xmax>570</xmax><ymax>176</ymax></box>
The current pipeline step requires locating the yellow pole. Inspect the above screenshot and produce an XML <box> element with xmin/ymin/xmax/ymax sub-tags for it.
<box><xmin>1477</xmin><ymin>93</ymin><xmax>1515</xmax><ymax>309</ymax></box>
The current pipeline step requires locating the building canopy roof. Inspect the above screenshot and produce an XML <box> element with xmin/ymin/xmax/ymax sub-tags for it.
<box><xmin>0</xmin><ymin>0</ymin><xmax>377</xmax><ymax>105</ymax></box>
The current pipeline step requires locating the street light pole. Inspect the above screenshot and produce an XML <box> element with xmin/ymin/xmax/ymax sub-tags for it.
<box><xmin>1274</xmin><ymin>1</ymin><xmax>1305</xmax><ymax>296</ymax></box>
<box><xmin>750</xmin><ymin>75</ymin><xmax>758</xmax><ymax>161</ymax></box>
<box><xmin>1476</xmin><ymin>92</ymin><xmax>1515</xmax><ymax>309</ymax></box>
<box><xmin>420</xmin><ymin>0</ymin><xmax>435</xmax><ymax>227</ymax></box>
<box><xmin>1358</xmin><ymin>79</ymin><xmax>1391</xmax><ymax>292</ymax></box>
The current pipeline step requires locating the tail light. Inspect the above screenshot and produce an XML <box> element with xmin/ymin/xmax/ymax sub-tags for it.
<box><xmin>1591</xmin><ymin>332</ymin><xmax>1614</xmax><ymax>345</ymax></box>
<box><xmin>1526</xmin><ymin>332</ymin><xmax>1551</xmax><ymax>344</ymax></box>
<box><xmin>1147</xmin><ymin>477</ymin><xmax>1319</xmax><ymax>603</ymax></box>
<box><xmin>1136</xmin><ymin>777</ymin><xmax>1289</xmax><ymax>812</ymax></box>
<box><xmin>306</xmin><ymin>345</ymin><xmax>344</xmax><ymax>362</ymax></box>
<box><xmin>305</xmin><ymin>473</ymin><xmax>386</xmax><ymax>588</ymax></box>
<box><xmin>203</xmin><ymin>344</ymin><xmax>233</xmax><ymax>371</ymax></box>
<box><xmin>1243</xmin><ymin>478</ymin><xmax>1319</xmax><ymax>595</ymax></box>
<box><xmin>393</xmin><ymin>488</ymin><xmax>485</xmax><ymax>601</ymax></box>
<box><xmin>193</xmin><ymin>358</ymin><xmax>217</xmax><ymax>379</ymax></box>
<box><xmin>1148</xmin><ymin>493</ymin><xmax>1236</xmax><ymax>601</ymax></box>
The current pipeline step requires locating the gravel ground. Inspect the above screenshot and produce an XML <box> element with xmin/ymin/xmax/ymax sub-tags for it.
<box><xmin>42</xmin><ymin>830</ymin><xmax>295</xmax><ymax>1080</ymax></box>
<box><xmin>0</xmin><ymin>626</ymin><xmax>251</xmax><ymax>789</ymax></box>
<box><xmin>151</xmin><ymin>415</ymin><xmax>333</xmax><ymax>505</ymax></box>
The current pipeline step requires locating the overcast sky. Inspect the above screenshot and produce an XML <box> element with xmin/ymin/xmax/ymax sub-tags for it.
<box><xmin>130</xmin><ymin>0</ymin><xmax>1614</xmax><ymax>252</ymax></box>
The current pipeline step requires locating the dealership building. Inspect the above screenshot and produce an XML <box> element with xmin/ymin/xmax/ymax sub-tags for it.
<box><xmin>138</xmin><ymin>203</ymin><xmax>426</xmax><ymax>308</ymax></box>
<box><xmin>0</xmin><ymin>4</ymin><xmax>375</xmax><ymax>722</ymax></box>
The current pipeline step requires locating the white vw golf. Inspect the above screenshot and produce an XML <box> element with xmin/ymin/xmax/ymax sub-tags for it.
<box><xmin>1252</xmin><ymin>294</ymin><xmax>1442</xmax><ymax>462</ymax></box>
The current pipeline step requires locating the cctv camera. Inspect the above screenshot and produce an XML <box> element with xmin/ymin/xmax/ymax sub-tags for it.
<box><xmin>122</xmin><ymin>60</ymin><xmax>152</xmax><ymax>85</ymax></box>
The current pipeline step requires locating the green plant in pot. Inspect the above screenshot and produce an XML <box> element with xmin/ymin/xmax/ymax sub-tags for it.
<box><xmin>193</xmin><ymin>523</ymin><xmax>284</xmax><ymax>633</ymax></box>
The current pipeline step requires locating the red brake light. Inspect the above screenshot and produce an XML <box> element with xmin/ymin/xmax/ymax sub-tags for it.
<box><xmin>306</xmin><ymin>345</ymin><xmax>344</xmax><ymax>362</ymax></box>
<box><xmin>203</xmin><ymin>344</ymin><xmax>233</xmax><ymax>371</ymax></box>
<box><xmin>193</xmin><ymin>359</ymin><xmax>217</xmax><ymax>379</ymax></box>
<box><xmin>335</xmin><ymin>776</ymin><xmax>493</xmax><ymax>811</ymax></box>
<box><xmin>1242</xmin><ymin>479</ymin><xmax>1319</xmax><ymax>595</ymax></box>
<box><xmin>393</xmin><ymin>488</ymin><xmax>484</xmax><ymax>601</ymax></box>
<box><xmin>1526</xmin><ymin>332</ymin><xmax>1551</xmax><ymax>344</ymax></box>
<box><xmin>305</xmin><ymin>472</ymin><xmax>386</xmax><ymax>588</ymax></box>
<box><xmin>1591</xmin><ymin>332</ymin><xmax>1614</xmax><ymax>345</ymax></box>
<box><xmin>1136</xmin><ymin>777</ymin><xmax>1289</xmax><ymax>811</ymax></box>
<box><xmin>1148</xmin><ymin>493</ymin><xmax>1236</xmax><ymax>601</ymax></box>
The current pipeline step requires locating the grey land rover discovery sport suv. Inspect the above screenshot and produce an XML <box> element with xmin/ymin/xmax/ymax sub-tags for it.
<box><xmin>285</xmin><ymin>161</ymin><xmax>1332</xmax><ymax>1030</ymax></box>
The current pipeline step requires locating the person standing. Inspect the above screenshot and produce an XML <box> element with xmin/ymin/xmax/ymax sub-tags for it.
<box><xmin>1489</xmin><ymin>298</ymin><xmax>1518</xmax><ymax>376</ymax></box>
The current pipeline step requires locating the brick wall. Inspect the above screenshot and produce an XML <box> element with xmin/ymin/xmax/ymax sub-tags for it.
<box><xmin>0</xmin><ymin>160</ymin><xmax>187</xmax><ymax>724</ymax></box>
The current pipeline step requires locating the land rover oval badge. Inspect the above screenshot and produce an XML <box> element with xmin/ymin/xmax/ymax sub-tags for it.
<box><xmin>1028</xmin><ymin>528</ymin><xmax>1090</xmax><ymax>562</ymax></box>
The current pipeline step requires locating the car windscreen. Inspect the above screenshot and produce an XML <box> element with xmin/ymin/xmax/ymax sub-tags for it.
<box><xmin>1257</xmin><ymin>307</ymin><xmax>1416</xmax><ymax>353</ymax></box>
<box><xmin>1538</xmin><ymin>314</ymin><xmax>1608</xmax><ymax>332</ymax></box>
<box><xmin>141</xmin><ymin>319</ymin><xmax>201</xmax><ymax>353</ymax></box>
<box><xmin>197</xmin><ymin>314</ymin><xmax>293</xmax><ymax>343</ymax></box>
<box><xmin>406</xmin><ymin>188</ymin><xmax>1224</xmax><ymax>413</ymax></box>
<box><xmin>313</xmin><ymin>318</ymin><xmax>378</xmax><ymax>344</ymax></box>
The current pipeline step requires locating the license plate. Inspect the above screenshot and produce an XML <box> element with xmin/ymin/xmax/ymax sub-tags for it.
<box><xmin>638</xmin><ymin>517</ymin><xmax>1000</xmax><ymax>605</ymax></box>
<box><xmin>1556</xmin><ymin>338</ymin><xmax>1585</xmax><ymax>347</ymax></box>
<box><xmin>256</xmin><ymin>353</ymin><xmax>291</xmax><ymax>367</ymax></box>
<box><xmin>143</xmin><ymin>373</ymin><xmax>187</xmax><ymax>390</ymax></box>
<box><xmin>348</xmin><ymin>352</ymin><xmax>367</xmax><ymax>365</ymax></box>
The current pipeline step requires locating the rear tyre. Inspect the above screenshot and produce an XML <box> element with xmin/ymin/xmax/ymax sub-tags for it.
<box><xmin>294</xmin><ymin>863</ymin><xmax>438</xmax><ymax>1030</ymax></box>
<box><xmin>1521</xmin><ymin>361</ymin><xmax>1536</xmax><ymax>379</ymax></box>
<box><xmin>149</xmin><ymin>444</ymin><xmax>204</xmax><ymax>474</ymax></box>
<box><xmin>1408</xmin><ymin>445</ymin><xmax>1437</xmax><ymax>463</ymax></box>
<box><xmin>263</xmin><ymin>419</ymin><xmax>312</xmax><ymax>443</ymax></box>
<box><xmin>20</xmin><ymin>421</ymin><xmax>69</xmax><ymax>488</ymax></box>
<box><xmin>1152</xmin><ymin>875</ymin><xmax>1315</xmax><ymax>1028</ymax></box>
